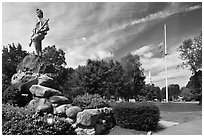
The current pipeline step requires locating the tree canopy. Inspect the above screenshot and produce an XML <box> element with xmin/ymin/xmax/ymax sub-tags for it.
<box><xmin>178</xmin><ymin>33</ymin><xmax>202</xmax><ymax>73</ymax></box>
<box><xmin>2</xmin><ymin>43</ymin><xmax>28</xmax><ymax>79</ymax></box>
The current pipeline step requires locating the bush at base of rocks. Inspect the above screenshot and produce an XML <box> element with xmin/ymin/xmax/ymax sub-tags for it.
<box><xmin>2</xmin><ymin>86</ymin><xmax>21</xmax><ymax>105</ymax></box>
<box><xmin>2</xmin><ymin>104</ymin><xmax>35</xmax><ymax>123</ymax></box>
<box><xmin>72</xmin><ymin>93</ymin><xmax>109</xmax><ymax>109</ymax></box>
<box><xmin>110</xmin><ymin>101</ymin><xmax>160</xmax><ymax>131</ymax></box>
<box><xmin>2</xmin><ymin>104</ymin><xmax>76</xmax><ymax>135</ymax></box>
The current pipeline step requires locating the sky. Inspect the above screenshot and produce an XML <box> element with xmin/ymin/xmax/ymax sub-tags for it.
<box><xmin>2</xmin><ymin>2</ymin><xmax>202</xmax><ymax>88</ymax></box>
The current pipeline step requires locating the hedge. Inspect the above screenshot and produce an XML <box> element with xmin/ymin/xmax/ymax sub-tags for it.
<box><xmin>110</xmin><ymin>101</ymin><xmax>160</xmax><ymax>131</ymax></box>
<box><xmin>72</xmin><ymin>93</ymin><xmax>109</xmax><ymax>109</ymax></box>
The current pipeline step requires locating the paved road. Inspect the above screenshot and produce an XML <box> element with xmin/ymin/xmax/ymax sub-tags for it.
<box><xmin>154</xmin><ymin>119</ymin><xmax>202</xmax><ymax>135</ymax></box>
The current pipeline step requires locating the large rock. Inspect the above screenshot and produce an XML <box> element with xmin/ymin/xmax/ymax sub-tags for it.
<box><xmin>27</xmin><ymin>98</ymin><xmax>53</xmax><ymax>115</ymax></box>
<box><xmin>65</xmin><ymin>117</ymin><xmax>75</xmax><ymax>125</ymax></box>
<box><xmin>66</xmin><ymin>106</ymin><xmax>82</xmax><ymax>119</ymax></box>
<box><xmin>38</xmin><ymin>74</ymin><xmax>53</xmax><ymax>85</ymax></box>
<box><xmin>30</xmin><ymin>85</ymin><xmax>62</xmax><ymax>98</ymax></box>
<box><xmin>75</xmin><ymin>127</ymin><xmax>95</xmax><ymax>135</ymax></box>
<box><xmin>8</xmin><ymin>71</ymin><xmax>38</xmax><ymax>106</ymax></box>
<box><xmin>11</xmin><ymin>70</ymin><xmax>26</xmax><ymax>85</ymax></box>
<box><xmin>17</xmin><ymin>54</ymin><xmax>41</xmax><ymax>74</ymax></box>
<box><xmin>38</xmin><ymin>74</ymin><xmax>61</xmax><ymax>90</ymax></box>
<box><xmin>20</xmin><ymin>76</ymin><xmax>38</xmax><ymax>94</ymax></box>
<box><xmin>49</xmin><ymin>96</ymin><xmax>70</xmax><ymax>106</ymax></box>
<box><xmin>11</xmin><ymin>70</ymin><xmax>38</xmax><ymax>90</ymax></box>
<box><xmin>76</xmin><ymin>109</ymin><xmax>101</xmax><ymax>126</ymax></box>
<box><xmin>54</xmin><ymin>104</ymin><xmax>72</xmax><ymax>115</ymax></box>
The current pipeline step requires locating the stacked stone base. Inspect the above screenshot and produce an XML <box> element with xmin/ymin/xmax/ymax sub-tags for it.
<box><xmin>9</xmin><ymin>54</ymin><xmax>116</xmax><ymax>135</ymax></box>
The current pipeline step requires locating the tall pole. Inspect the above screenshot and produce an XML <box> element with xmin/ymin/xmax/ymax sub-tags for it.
<box><xmin>164</xmin><ymin>24</ymin><xmax>168</xmax><ymax>103</ymax></box>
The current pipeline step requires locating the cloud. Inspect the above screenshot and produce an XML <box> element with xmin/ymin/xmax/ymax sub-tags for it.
<box><xmin>131</xmin><ymin>45</ymin><xmax>151</xmax><ymax>55</ymax></box>
<box><xmin>183</xmin><ymin>4</ymin><xmax>202</xmax><ymax>12</ymax></box>
<box><xmin>143</xmin><ymin>52</ymin><xmax>154</xmax><ymax>58</ymax></box>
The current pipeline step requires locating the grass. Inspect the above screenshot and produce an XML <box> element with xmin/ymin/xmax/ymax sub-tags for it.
<box><xmin>156</xmin><ymin>102</ymin><xmax>202</xmax><ymax>123</ymax></box>
<box><xmin>156</xmin><ymin>102</ymin><xmax>202</xmax><ymax>112</ymax></box>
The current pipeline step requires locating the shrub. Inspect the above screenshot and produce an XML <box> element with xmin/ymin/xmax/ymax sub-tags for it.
<box><xmin>2</xmin><ymin>74</ymin><xmax>11</xmax><ymax>92</ymax></box>
<box><xmin>2</xmin><ymin>86</ymin><xmax>21</xmax><ymax>105</ymax></box>
<box><xmin>2</xmin><ymin>104</ymin><xmax>76</xmax><ymax>135</ymax></box>
<box><xmin>72</xmin><ymin>93</ymin><xmax>109</xmax><ymax>109</ymax></box>
<box><xmin>110</xmin><ymin>101</ymin><xmax>160</xmax><ymax>131</ymax></box>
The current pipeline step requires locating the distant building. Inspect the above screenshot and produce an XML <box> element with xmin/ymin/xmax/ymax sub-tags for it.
<box><xmin>148</xmin><ymin>70</ymin><xmax>153</xmax><ymax>85</ymax></box>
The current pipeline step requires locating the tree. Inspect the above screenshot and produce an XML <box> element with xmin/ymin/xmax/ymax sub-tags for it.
<box><xmin>141</xmin><ymin>84</ymin><xmax>161</xmax><ymax>101</ymax></box>
<box><xmin>69</xmin><ymin>59</ymin><xmax>124</xmax><ymax>99</ymax></box>
<box><xmin>120</xmin><ymin>54</ymin><xmax>146</xmax><ymax>100</ymax></box>
<box><xmin>178</xmin><ymin>33</ymin><xmax>202</xmax><ymax>104</ymax></box>
<box><xmin>180</xmin><ymin>87</ymin><xmax>194</xmax><ymax>101</ymax></box>
<box><xmin>161</xmin><ymin>84</ymin><xmax>181</xmax><ymax>101</ymax></box>
<box><xmin>186</xmin><ymin>70</ymin><xmax>202</xmax><ymax>104</ymax></box>
<box><xmin>168</xmin><ymin>84</ymin><xmax>181</xmax><ymax>101</ymax></box>
<box><xmin>42</xmin><ymin>45</ymin><xmax>66</xmax><ymax>67</ymax></box>
<box><xmin>2</xmin><ymin>43</ymin><xmax>28</xmax><ymax>80</ymax></box>
<box><xmin>41</xmin><ymin>45</ymin><xmax>68</xmax><ymax>87</ymax></box>
<box><xmin>178</xmin><ymin>33</ymin><xmax>202</xmax><ymax>73</ymax></box>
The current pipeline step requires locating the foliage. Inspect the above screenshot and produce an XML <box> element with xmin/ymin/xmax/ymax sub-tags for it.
<box><xmin>42</xmin><ymin>45</ymin><xmax>66</xmax><ymax>67</ymax></box>
<box><xmin>2</xmin><ymin>86</ymin><xmax>21</xmax><ymax>105</ymax></box>
<box><xmin>2</xmin><ymin>74</ymin><xmax>11</xmax><ymax>92</ymax></box>
<box><xmin>161</xmin><ymin>84</ymin><xmax>181</xmax><ymax>101</ymax></box>
<box><xmin>61</xmin><ymin>68</ymin><xmax>81</xmax><ymax>99</ymax></box>
<box><xmin>2</xmin><ymin>104</ymin><xmax>35</xmax><ymax>122</ymax></box>
<box><xmin>2</xmin><ymin>104</ymin><xmax>76</xmax><ymax>135</ymax></box>
<box><xmin>40</xmin><ymin>45</ymin><xmax>67</xmax><ymax>87</ymax></box>
<box><xmin>186</xmin><ymin>70</ymin><xmax>202</xmax><ymax>103</ymax></box>
<box><xmin>180</xmin><ymin>87</ymin><xmax>194</xmax><ymax>101</ymax></box>
<box><xmin>72</xmin><ymin>93</ymin><xmax>109</xmax><ymax>109</ymax></box>
<box><xmin>2</xmin><ymin>43</ymin><xmax>28</xmax><ymax>80</ymax></box>
<box><xmin>110</xmin><ymin>101</ymin><xmax>160</xmax><ymax>131</ymax></box>
<box><xmin>69</xmin><ymin>59</ymin><xmax>124</xmax><ymax>99</ymax></box>
<box><xmin>178</xmin><ymin>33</ymin><xmax>202</xmax><ymax>73</ymax></box>
<box><xmin>140</xmin><ymin>84</ymin><xmax>161</xmax><ymax>101</ymax></box>
<box><xmin>120</xmin><ymin>54</ymin><xmax>146</xmax><ymax>100</ymax></box>
<box><xmin>186</xmin><ymin>70</ymin><xmax>202</xmax><ymax>95</ymax></box>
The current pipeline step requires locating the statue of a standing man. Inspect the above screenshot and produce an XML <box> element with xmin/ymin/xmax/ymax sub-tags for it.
<box><xmin>29</xmin><ymin>9</ymin><xmax>49</xmax><ymax>57</ymax></box>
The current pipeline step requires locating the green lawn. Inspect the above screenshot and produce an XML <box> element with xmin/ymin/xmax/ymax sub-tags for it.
<box><xmin>156</xmin><ymin>102</ymin><xmax>202</xmax><ymax>123</ymax></box>
<box><xmin>156</xmin><ymin>102</ymin><xmax>202</xmax><ymax>112</ymax></box>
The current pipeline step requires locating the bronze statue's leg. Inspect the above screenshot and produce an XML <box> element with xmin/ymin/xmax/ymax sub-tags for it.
<box><xmin>39</xmin><ymin>41</ymin><xmax>42</xmax><ymax>57</ymax></box>
<box><xmin>33</xmin><ymin>41</ymin><xmax>40</xmax><ymax>56</ymax></box>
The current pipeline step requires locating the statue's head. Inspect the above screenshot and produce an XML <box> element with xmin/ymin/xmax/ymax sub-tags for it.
<box><xmin>36</xmin><ymin>9</ymin><xmax>43</xmax><ymax>18</ymax></box>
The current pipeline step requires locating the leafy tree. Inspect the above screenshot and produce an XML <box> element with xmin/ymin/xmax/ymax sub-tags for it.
<box><xmin>41</xmin><ymin>45</ymin><xmax>68</xmax><ymax>87</ymax></box>
<box><xmin>141</xmin><ymin>84</ymin><xmax>161</xmax><ymax>101</ymax></box>
<box><xmin>69</xmin><ymin>59</ymin><xmax>124</xmax><ymax>99</ymax></box>
<box><xmin>120</xmin><ymin>54</ymin><xmax>146</xmax><ymax>100</ymax></box>
<box><xmin>178</xmin><ymin>33</ymin><xmax>202</xmax><ymax>104</ymax></box>
<box><xmin>180</xmin><ymin>87</ymin><xmax>194</xmax><ymax>101</ymax></box>
<box><xmin>178</xmin><ymin>33</ymin><xmax>202</xmax><ymax>73</ymax></box>
<box><xmin>2</xmin><ymin>43</ymin><xmax>28</xmax><ymax>80</ymax></box>
<box><xmin>186</xmin><ymin>70</ymin><xmax>202</xmax><ymax>104</ymax></box>
<box><xmin>161</xmin><ymin>84</ymin><xmax>181</xmax><ymax>101</ymax></box>
<box><xmin>42</xmin><ymin>45</ymin><xmax>66</xmax><ymax>67</ymax></box>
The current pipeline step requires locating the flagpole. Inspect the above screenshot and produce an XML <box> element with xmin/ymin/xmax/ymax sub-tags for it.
<box><xmin>164</xmin><ymin>24</ymin><xmax>168</xmax><ymax>103</ymax></box>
